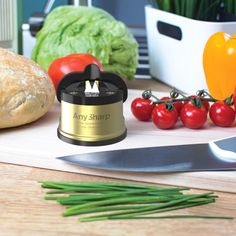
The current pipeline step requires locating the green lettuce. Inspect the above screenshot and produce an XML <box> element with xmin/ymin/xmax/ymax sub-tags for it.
<box><xmin>32</xmin><ymin>6</ymin><xmax>138</xmax><ymax>80</ymax></box>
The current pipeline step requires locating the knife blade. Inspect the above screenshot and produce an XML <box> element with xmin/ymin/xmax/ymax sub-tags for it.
<box><xmin>57</xmin><ymin>136</ymin><xmax>236</xmax><ymax>173</ymax></box>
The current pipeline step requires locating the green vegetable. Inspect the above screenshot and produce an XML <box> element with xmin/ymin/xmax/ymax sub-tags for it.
<box><xmin>225</xmin><ymin>0</ymin><xmax>236</xmax><ymax>14</ymax></box>
<box><xmin>154</xmin><ymin>0</ymin><xmax>222</xmax><ymax>21</ymax></box>
<box><xmin>32</xmin><ymin>6</ymin><xmax>138</xmax><ymax>80</ymax></box>
<box><xmin>40</xmin><ymin>181</ymin><xmax>233</xmax><ymax>222</ymax></box>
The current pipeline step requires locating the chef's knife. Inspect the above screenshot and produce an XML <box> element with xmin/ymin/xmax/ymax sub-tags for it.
<box><xmin>57</xmin><ymin>136</ymin><xmax>236</xmax><ymax>173</ymax></box>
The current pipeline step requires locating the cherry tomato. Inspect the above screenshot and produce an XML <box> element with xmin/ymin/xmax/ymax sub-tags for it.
<box><xmin>184</xmin><ymin>95</ymin><xmax>210</xmax><ymax>111</ymax></box>
<box><xmin>234</xmin><ymin>88</ymin><xmax>236</xmax><ymax>111</ymax></box>
<box><xmin>48</xmin><ymin>53</ymin><xmax>103</xmax><ymax>89</ymax></box>
<box><xmin>180</xmin><ymin>103</ymin><xmax>207</xmax><ymax>129</ymax></box>
<box><xmin>152</xmin><ymin>104</ymin><xmax>178</xmax><ymax>129</ymax></box>
<box><xmin>131</xmin><ymin>98</ymin><xmax>154</xmax><ymax>121</ymax></box>
<box><xmin>161</xmin><ymin>97</ymin><xmax>183</xmax><ymax>114</ymax></box>
<box><xmin>209</xmin><ymin>102</ymin><xmax>235</xmax><ymax>127</ymax></box>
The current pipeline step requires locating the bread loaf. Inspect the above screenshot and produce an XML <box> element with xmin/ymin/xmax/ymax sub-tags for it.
<box><xmin>0</xmin><ymin>48</ymin><xmax>55</xmax><ymax>128</ymax></box>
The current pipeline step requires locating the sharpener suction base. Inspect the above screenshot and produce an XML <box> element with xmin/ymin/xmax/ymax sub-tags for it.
<box><xmin>57</xmin><ymin>128</ymin><xmax>127</xmax><ymax>146</ymax></box>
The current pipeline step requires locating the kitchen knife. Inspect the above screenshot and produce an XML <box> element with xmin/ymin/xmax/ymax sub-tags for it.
<box><xmin>57</xmin><ymin>136</ymin><xmax>236</xmax><ymax>173</ymax></box>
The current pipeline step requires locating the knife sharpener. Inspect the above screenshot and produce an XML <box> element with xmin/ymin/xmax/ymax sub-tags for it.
<box><xmin>56</xmin><ymin>64</ymin><xmax>128</xmax><ymax>146</ymax></box>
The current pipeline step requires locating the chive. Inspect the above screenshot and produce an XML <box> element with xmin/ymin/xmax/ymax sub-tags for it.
<box><xmin>203</xmin><ymin>0</ymin><xmax>221</xmax><ymax>21</ymax></box>
<box><xmin>185</xmin><ymin>0</ymin><xmax>193</xmax><ymax>18</ymax></box>
<box><xmin>110</xmin><ymin>215</ymin><xmax>234</xmax><ymax>220</ymax></box>
<box><xmin>45</xmin><ymin>190</ymin><xmax>187</xmax><ymax>204</ymax></box>
<box><xmin>58</xmin><ymin>193</ymin><xmax>211</xmax><ymax>205</ymax></box>
<box><xmin>153</xmin><ymin>0</ymin><xmax>225</xmax><ymax>21</ymax></box>
<box><xmin>174</xmin><ymin>0</ymin><xmax>181</xmax><ymax>15</ymax></box>
<box><xmin>77</xmin><ymin>193</ymin><xmax>214</xmax><ymax>221</ymax></box>
<box><xmin>66</xmin><ymin>197</ymin><xmax>215</xmax><ymax>218</ymax></box>
<box><xmin>75</xmin><ymin>199</ymin><xmax>214</xmax><ymax>220</ymax></box>
<box><xmin>180</xmin><ymin>0</ymin><xmax>186</xmax><ymax>16</ymax></box>
<box><xmin>41</xmin><ymin>181</ymin><xmax>188</xmax><ymax>191</ymax></box>
<box><xmin>228</xmin><ymin>0</ymin><xmax>236</xmax><ymax>15</ymax></box>
<box><xmin>41</xmin><ymin>181</ymin><xmax>190</xmax><ymax>195</ymax></box>
<box><xmin>78</xmin><ymin>200</ymin><xmax>216</xmax><ymax>222</ymax></box>
<box><xmin>58</xmin><ymin>189</ymin><xmax>176</xmax><ymax>202</ymax></box>
<box><xmin>42</xmin><ymin>183</ymin><xmax>125</xmax><ymax>192</ymax></box>
<box><xmin>162</xmin><ymin>0</ymin><xmax>171</xmax><ymax>12</ymax></box>
<box><xmin>47</xmin><ymin>188</ymin><xmax>187</xmax><ymax>195</ymax></box>
<box><xmin>66</xmin><ymin>205</ymin><xmax>144</xmax><ymax>216</ymax></box>
<box><xmin>227</xmin><ymin>0</ymin><xmax>232</xmax><ymax>13</ymax></box>
<box><xmin>46</xmin><ymin>188</ymin><xmax>114</xmax><ymax>194</ymax></box>
<box><xmin>64</xmin><ymin>196</ymin><xmax>175</xmax><ymax>216</ymax></box>
<box><xmin>41</xmin><ymin>181</ymin><xmax>232</xmax><ymax>223</ymax></box>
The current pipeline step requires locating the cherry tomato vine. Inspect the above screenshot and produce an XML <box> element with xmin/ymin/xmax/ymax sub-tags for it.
<box><xmin>131</xmin><ymin>89</ymin><xmax>235</xmax><ymax>129</ymax></box>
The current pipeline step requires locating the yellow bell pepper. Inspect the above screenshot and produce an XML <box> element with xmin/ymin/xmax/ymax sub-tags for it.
<box><xmin>203</xmin><ymin>32</ymin><xmax>236</xmax><ymax>100</ymax></box>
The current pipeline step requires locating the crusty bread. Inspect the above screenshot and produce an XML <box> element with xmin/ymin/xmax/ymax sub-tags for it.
<box><xmin>0</xmin><ymin>48</ymin><xmax>55</xmax><ymax>128</ymax></box>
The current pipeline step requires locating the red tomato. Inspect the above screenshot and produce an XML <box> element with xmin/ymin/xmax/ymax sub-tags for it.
<box><xmin>180</xmin><ymin>103</ymin><xmax>207</xmax><ymax>129</ymax></box>
<box><xmin>234</xmin><ymin>88</ymin><xmax>236</xmax><ymax>111</ymax></box>
<box><xmin>184</xmin><ymin>95</ymin><xmax>210</xmax><ymax>111</ymax></box>
<box><xmin>48</xmin><ymin>53</ymin><xmax>103</xmax><ymax>89</ymax></box>
<box><xmin>152</xmin><ymin>104</ymin><xmax>178</xmax><ymax>129</ymax></box>
<box><xmin>209</xmin><ymin>102</ymin><xmax>235</xmax><ymax>127</ymax></box>
<box><xmin>161</xmin><ymin>96</ymin><xmax>183</xmax><ymax>114</ymax></box>
<box><xmin>131</xmin><ymin>98</ymin><xmax>154</xmax><ymax>121</ymax></box>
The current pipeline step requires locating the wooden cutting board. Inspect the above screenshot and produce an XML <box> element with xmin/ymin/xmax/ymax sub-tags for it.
<box><xmin>1</xmin><ymin>89</ymin><xmax>236</xmax><ymax>193</ymax></box>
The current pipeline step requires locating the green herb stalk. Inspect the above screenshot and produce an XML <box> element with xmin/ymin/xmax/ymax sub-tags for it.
<box><xmin>40</xmin><ymin>181</ymin><xmax>233</xmax><ymax>222</ymax></box>
<box><xmin>153</xmin><ymin>0</ymin><xmax>227</xmax><ymax>21</ymax></box>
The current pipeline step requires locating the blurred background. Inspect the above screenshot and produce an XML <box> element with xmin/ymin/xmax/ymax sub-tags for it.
<box><xmin>0</xmin><ymin>0</ymin><xmax>150</xmax><ymax>79</ymax></box>
<box><xmin>2</xmin><ymin>0</ymin><xmax>233</xmax><ymax>95</ymax></box>
<box><xmin>22</xmin><ymin>0</ymin><xmax>148</xmax><ymax>28</ymax></box>
<box><xmin>22</xmin><ymin>0</ymin><xmax>148</xmax><ymax>55</ymax></box>
<box><xmin>0</xmin><ymin>0</ymin><xmax>148</xmax><ymax>55</ymax></box>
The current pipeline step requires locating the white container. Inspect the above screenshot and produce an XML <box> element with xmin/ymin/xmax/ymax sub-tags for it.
<box><xmin>145</xmin><ymin>5</ymin><xmax>236</xmax><ymax>94</ymax></box>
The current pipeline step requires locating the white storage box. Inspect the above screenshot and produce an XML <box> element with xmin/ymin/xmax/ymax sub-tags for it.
<box><xmin>145</xmin><ymin>5</ymin><xmax>236</xmax><ymax>94</ymax></box>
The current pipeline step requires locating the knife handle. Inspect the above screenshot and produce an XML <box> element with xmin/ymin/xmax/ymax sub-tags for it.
<box><xmin>209</xmin><ymin>135</ymin><xmax>236</xmax><ymax>162</ymax></box>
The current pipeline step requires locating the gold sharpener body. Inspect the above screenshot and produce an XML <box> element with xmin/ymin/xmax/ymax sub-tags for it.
<box><xmin>58</xmin><ymin>100</ymin><xmax>127</xmax><ymax>146</ymax></box>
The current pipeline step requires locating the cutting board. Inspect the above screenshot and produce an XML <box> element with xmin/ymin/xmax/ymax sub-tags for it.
<box><xmin>1</xmin><ymin>89</ymin><xmax>236</xmax><ymax>193</ymax></box>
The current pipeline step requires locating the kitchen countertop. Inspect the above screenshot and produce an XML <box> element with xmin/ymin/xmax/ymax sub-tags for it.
<box><xmin>0</xmin><ymin>79</ymin><xmax>235</xmax><ymax>236</ymax></box>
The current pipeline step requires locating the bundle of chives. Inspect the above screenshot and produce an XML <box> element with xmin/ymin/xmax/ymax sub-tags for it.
<box><xmin>154</xmin><ymin>0</ymin><xmax>222</xmax><ymax>21</ymax></box>
<box><xmin>225</xmin><ymin>0</ymin><xmax>236</xmax><ymax>15</ymax></box>
<box><xmin>40</xmin><ymin>181</ymin><xmax>233</xmax><ymax>222</ymax></box>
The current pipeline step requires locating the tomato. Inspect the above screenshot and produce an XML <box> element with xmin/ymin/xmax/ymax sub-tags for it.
<box><xmin>234</xmin><ymin>88</ymin><xmax>236</xmax><ymax>111</ymax></box>
<box><xmin>152</xmin><ymin>104</ymin><xmax>178</xmax><ymax>129</ymax></box>
<box><xmin>161</xmin><ymin>97</ymin><xmax>183</xmax><ymax>114</ymax></box>
<box><xmin>173</xmin><ymin>100</ymin><xmax>184</xmax><ymax>114</ymax></box>
<box><xmin>48</xmin><ymin>53</ymin><xmax>103</xmax><ymax>89</ymax></box>
<box><xmin>131</xmin><ymin>98</ymin><xmax>154</xmax><ymax>121</ymax></box>
<box><xmin>184</xmin><ymin>95</ymin><xmax>210</xmax><ymax>111</ymax></box>
<box><xmin>209</xmin><ymin>102</ymin><xmax>235</xmax><ymax>127</ymax></box>
<box><xmin>180</xmin><ymin>103</ymin><xmax>207</xmax><ymax>129</ymax></box>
